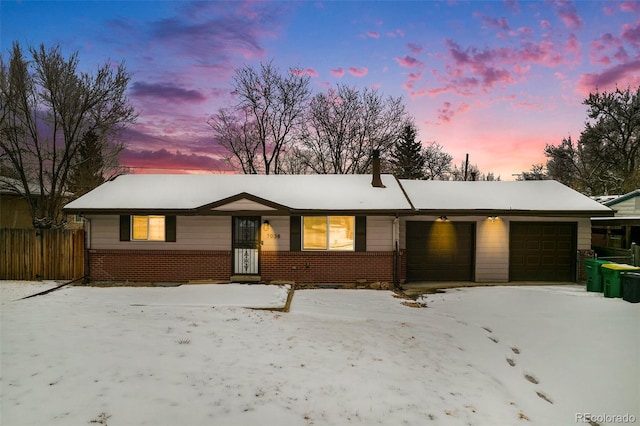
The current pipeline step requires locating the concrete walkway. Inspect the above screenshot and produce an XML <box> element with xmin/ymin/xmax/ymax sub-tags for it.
<box><xmin>401</xmin><ymin>281</ymin><xmax>580</xmax><ymax>297</ymax></box>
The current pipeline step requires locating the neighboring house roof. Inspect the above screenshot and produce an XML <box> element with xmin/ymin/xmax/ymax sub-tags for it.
<box><xmin>399</xmin><ymin>180</ymin><xmax>613</xmax><ymax>216</ymax></box>
<box><xmin>64</xmin><ymin>174</ymin><xmax>414</xmax><ymax>214</ymax></box>
<box><xmin>591</xmin><ymin>189</ymin><xmax>640</xmax><ymax>224</ymax></box>
<box><xmin>591</xmin><ymin>194</ymin><xmax>621</xmax><ymax>203</ymax></box>
<box><xmin>0</xmin><ymin>177</ymin><xmax>41</xmax><ymax>195</ymax></box>
<box><xmin>603</xmin><ymin>189</ymin><xmax>640</xmax><ymax>208</ymax></box>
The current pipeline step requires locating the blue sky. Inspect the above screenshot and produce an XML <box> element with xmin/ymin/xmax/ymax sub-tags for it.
<box><xmin>2</xmin><ymin>1</ymin><xmax>639</xmax><ymax>178</ymax></box>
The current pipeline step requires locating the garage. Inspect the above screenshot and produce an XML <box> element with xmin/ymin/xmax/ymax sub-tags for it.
<box><xmin>509</xmin><ymin>222</ymin><xmax>577</xmax><ymax>281</ymax></box>
<box><xmin>406</xmin><ymin>221</ymin><xmax>475</xmax><ymax>281</ymax></box>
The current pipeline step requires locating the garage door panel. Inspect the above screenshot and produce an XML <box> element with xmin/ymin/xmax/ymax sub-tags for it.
<box><xmin>510</xmin><ymin>222</ymin><xmax>577</xmax><ymax>281</ymax></box>
<box><xmin>406</xmin><ymin>222</ymin><xmax>475</xmax><ymax>282</ymax></box>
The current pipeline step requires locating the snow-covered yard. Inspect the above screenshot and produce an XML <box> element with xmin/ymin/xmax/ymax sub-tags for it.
<box><xmin>1</xmin><ymin>281</ymin><xmax>638</xmax><ymax>426</ymax></box>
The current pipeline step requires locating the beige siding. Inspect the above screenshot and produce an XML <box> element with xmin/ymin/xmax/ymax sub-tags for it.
<box><xmin>611</xmin><ymin>197</ymin><xmax>640</xmax><ymax>216</ymax></box>
<box><xmin>366</xmin><ymin>216</ymin><xmax>395</xmax><ymax>251</ymax></box>
<box><xmin>476</xmin><ymin>217</ymin><xmax>509</xmax><ymax>282</ymax></box>
<box><xmin>212</xmin><ymin>199</ymin><xmax>279</xmax><ymax>211</ymax></box>
<box><xmin>261</xmin><ymin>216</ymin><xmax>290</xmax><ymax>251</ymax></box>
<box><xmin>87</xmin><ymin>215</ymin><xmax>231</xmax><ymax>250</ymax></box>
<box><xmin>401</xmin><ymin>215</ymin><xmax>590</xmax><ymax>282</ymax></box>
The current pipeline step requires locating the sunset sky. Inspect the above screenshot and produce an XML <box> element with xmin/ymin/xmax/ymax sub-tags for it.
<box><xmin>3</xmin><ymin>1</ymin><xmax>640</xmax><ymax>179</ymax></box>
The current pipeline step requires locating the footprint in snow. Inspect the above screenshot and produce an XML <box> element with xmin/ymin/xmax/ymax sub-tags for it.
<box><xmin>536</xmin><ymin>391</ymin><xmax>554</xmax><ymax>404</ymax></box>
<box><xmin>511</xmin><ymin>347</ymin><xmax>520</xmax><ymax>355</ymax></box>
<box><xmin>506</xmin><ymin>358</ymin><xmax>516</xmax><ymax>367</ymax></box>
<box><xmin>524</xmin><ymin>374</ymin><xmax>539</xmax><ymax>384</ymax></box>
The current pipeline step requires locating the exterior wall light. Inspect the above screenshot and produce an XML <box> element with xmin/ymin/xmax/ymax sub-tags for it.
<box><xmin>439</xmin><ymin>215</ymin><xmax>448</xmax><ymax>221</ymax></box>
<box><xmin>488</xmin><ymin>216</ymin><xmax>498</xmax><ymax>223</ymax></box>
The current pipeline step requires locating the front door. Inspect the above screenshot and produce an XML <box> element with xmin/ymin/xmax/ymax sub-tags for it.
<box><xmin>233</xmin><ymin>216</ymin><xmax>260</xmax><ymax>275</ymax></box>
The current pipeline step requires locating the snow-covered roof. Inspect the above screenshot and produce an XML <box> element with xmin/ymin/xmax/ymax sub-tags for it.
<box><xmin>399</xmin><ymin>180</ymin><xmax>613</xmax><ymax>216</ymax></box>
<box><xmin>603</xmin><ymin>189</ymin><xmax>640</xmax><ymax>207</ymax></box>
<box><xmin>64</xmin><ymin>174</ymin><xmax>413</xmax><ymax>213</ymax></box>
<box><xmin>65</xmin><ymin>174</ymin><xmax>614</xmax><ymax>216</ymax></box>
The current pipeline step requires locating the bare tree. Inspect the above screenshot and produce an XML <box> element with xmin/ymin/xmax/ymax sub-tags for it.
<box><xmin>545</xmin><ymin>86</ymin><xmax>640</xmax><ymax>195</ymax></box>
<box><xmin>0</xmin><ymin>42</ymin><xmax>136</xmax><ymax>228</ymax></box>
<box><xmin>449</xmin><ymin>160</ymin><xmax>499</xmax><ymax>181</ymax></box>
<box><xmin>298</xmin><ymin>85</ymin><xmax>409</xmax><ymax>174</ymax></box>
<box><xmin>209</xmin><ymin>61</ymin><xmax>311</xmax><ymax>174</ymax></box>
<box><xmin>516</xmin><ymin>163</ymin><xmax>549</xmax><ymax>180</ymax></box>
<box><xmin>423</xmin><ymin>141</ymin><xmax>452</xmax><ymax>180</ymax></box>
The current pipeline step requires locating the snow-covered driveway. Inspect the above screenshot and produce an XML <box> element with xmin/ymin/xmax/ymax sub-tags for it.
<box><xmin>1</xmin><ymin>282</ymin><xmax>638</xmax><ymax>426</ymax></box>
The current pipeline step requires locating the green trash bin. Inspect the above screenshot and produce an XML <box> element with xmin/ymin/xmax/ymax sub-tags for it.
<box><xmin>621</xmin><ymin>272</ymin><xmax>640</xmax><ymax>303</ymax></box>
<box><xmin>584</xmin><ymin>258</ymin><xmax>612</xmax><ymax>292</ymax></box>
<box><xmin>601</xmin><ymin>264</ymin><xmax>640</xmax><ymax>298</ymax></box>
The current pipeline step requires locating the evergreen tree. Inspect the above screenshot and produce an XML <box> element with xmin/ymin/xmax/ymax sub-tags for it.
<box><xmin>67</xmin><ymin>130</ymin><xmax>106</xmax><ymax>196</ymax></box>
<box><xmin>390</xmin><ymin>124</ymin><xmax>425</xmax><ymax>179</ymax></box>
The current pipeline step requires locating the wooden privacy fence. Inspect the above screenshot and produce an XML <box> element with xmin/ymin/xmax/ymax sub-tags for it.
<box><xmin>594</xmin><ymin>243</ymin><xmax>639</xmax><ymax>266</ymax></box>
<box><xmin>1</xmin><ymin>228</ymin><xmax>85</xmax><ymax>280</ymax></box>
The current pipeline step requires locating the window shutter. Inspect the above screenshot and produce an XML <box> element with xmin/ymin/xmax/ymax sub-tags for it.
<box><xmin>165</xmin><ymin>215</ymin><xmax>177</xmax><ymax>242</ymax></box>
<box><xmin>119</xmin><ymin>215</ymin><xmax>131</xmax><ymax>241</ymax></box>
<box><xmin>355</xmin><ymin>216</ymin><xmax>366</xmax><ymax>252</ymax></box>
<box><xmin>290</xmin><ymin>216</ymin><xmax>301</xmax><ymax>251</ymax></box>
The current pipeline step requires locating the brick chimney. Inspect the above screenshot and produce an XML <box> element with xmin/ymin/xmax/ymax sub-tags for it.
<box><xmin>371</xmin><ymin>150</ymin><xmax>386</xmax><ymax>188</ymax></box>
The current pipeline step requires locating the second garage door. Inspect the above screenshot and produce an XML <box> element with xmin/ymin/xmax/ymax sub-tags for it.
<box><xmin>510</xmin><ymin>222</ymin><xmax>577</xmax><ymax>281</ymax></box>
<box><xmin>406</xmin><ymin>221</ymin><xmax>475</xmax><ymax>282</ymax></box>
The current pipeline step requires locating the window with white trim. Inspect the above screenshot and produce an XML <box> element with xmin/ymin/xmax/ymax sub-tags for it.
<box><xmin>132</xmin><ymin>215</ymin><xmax>166</xmax><ymax>241</ymax></box>
<box><xmin>302</xmin><ymin>216</ymin><xmax>355</xmax><ymax>251</ymax></box>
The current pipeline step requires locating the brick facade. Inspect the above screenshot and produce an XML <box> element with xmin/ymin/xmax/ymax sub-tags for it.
<box><xmin>88</xmin><ymin>249</ymin><xmax>401</xmax><ymax>284</ymax></box>
<box><xmin>260</xmin><ymin>251</ymin><xmax>396</xmax><ymax>284</ymax></box>
<box><xmin>88</xmin><ymin>249</ymin><xmax>232</xmax><ymax>282</ymax></box>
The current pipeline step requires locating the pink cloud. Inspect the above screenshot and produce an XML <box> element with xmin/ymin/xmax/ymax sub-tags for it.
<box><xmin>474</xmin><ymin>12</ymin><xmax>511</xmax><ymax>31</ymax></box>
<box><xmin>131</xmin><ymin>81</ymin><xmax>207</xmax><ymax>103</ymax></box>
<box><xmin>408</xmin><ymin>70</ymin><xmax>424</xmax><ymax>81</ymax></box>
<box><xmin>577</xmin><ymin>59</ymin><xmax>640</xmax><ymax>94</ymax></box>
<box><xmin>505</xmin><ymin>0</ymin><xmax>520</xmax><ymax>14</ymax></box>
<box><xmin>407</xmin><ymin>42</ymin><xmax>424</xmax><ymax>54</ymax></box>
<box><xmin>621</xmin><ymin>22</ymin><xmax>640</xmax><ymax>47</ymax></box>
<box><xmin>540</xmin><ymin>19</ymin><xmax>551</xmax><ymax>30</ymax></box>
<box><xmin>395</xmin><ymin>55</ymin><xmax>424</xmax><ymax>68</ymax></box>
<box><xmin>405</xmin><ymin>31</ymin><xmax>584</xmax><ymax>99</ymax></box>
<box><xmin>348</xmin><ymin>67</ymin><xmax>368</xmax><ymax>77</ymax></box>
<box><xmin>291</xmin><ymin>68</ymin><xmax>319</xmax><ymax>77</ymax></box>
<box><xmin>122</xmin><ymin>148</ymin><xmax>227</xmax><ymax>173</ymax></box>
<box><xmin>614</xmin><ymin>46</ymin><xmax>631</xmax><ymax>62</ymax></box>
<box><xmin>437</xmin><ymin>101</ymin><xmax>470</xmax><ymax>123</ymax></box>
<box><xmin>367</xmin><ymin>31</ymin><xmax>380</xmax><ymax>39</ymax></box>
<box><xmin>330</xmin><ymin>68</ymin><xmax>345</xmax><ymax>78</ymax></box>
<box><xmin>621</xmin><ymin>1</ymin><xmax>640</xmax><ymax>13</ymax></box>
<box><xmin>518</xmin><ymin>27</ymin><xmax>533</xmax><ymax>36</ymax></box>
<box><xmin>589</xmin><ymin>33</ymin><xmax>622</xmax><ymax>65</ymax></box>
<box><xmin>554</xmin><ymin>0</ymin><xmax>583</xmax><ymax>30</ymax></box>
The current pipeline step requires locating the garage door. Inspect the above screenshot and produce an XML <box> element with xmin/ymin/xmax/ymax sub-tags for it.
<box><xmin>406</xmin><ymin>221</ymin><xmax>475</xmax><ymax>281</ymax></box>
<box><xmin>510</xmin><ymin>222</ymin><xmax>577</xmax><ymax>281</ymax></box>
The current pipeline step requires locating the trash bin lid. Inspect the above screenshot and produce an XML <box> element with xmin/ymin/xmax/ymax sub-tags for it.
<box><xmin>601</xmin><ymin>263</ymin><xmax>640</xmax><ymax>271</ymax></box>
<box><xmin>585</xmin><ymin>258</ymin><xmax>613</xmax><ymax>265</ymax></box>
